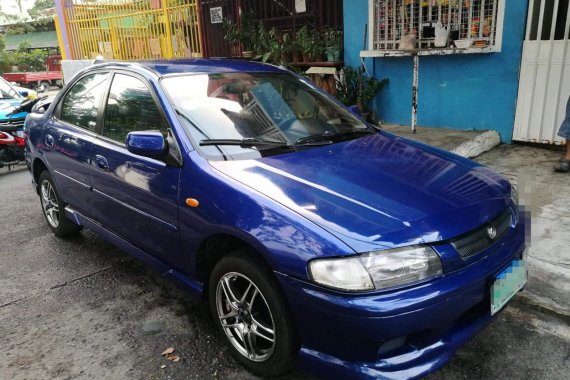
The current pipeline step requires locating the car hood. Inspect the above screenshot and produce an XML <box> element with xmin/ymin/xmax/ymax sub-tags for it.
<box><xmin>0</xmin><ymin>99</ymin><xmax>27</xmax><ymax>121</ymax></box>
<box><xmin>210</xmin><ymin>132</ymin><xmax>511</xmax><ymax>253</ymax></box>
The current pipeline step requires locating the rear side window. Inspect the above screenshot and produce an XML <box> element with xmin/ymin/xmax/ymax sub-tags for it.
<box><xmin>103</xmin><ymin>73</ymin><xmax>165</xmax><ymax>144</ymax></box>
<box><xmin>60</xmin><ymin>72</ymin><xmax>109</xmax><ymax>131</ymax></box>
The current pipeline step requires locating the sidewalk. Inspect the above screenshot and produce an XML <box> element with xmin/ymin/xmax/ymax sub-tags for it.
<box><xmin>385</xmin><ymin>125</ymin><xmax>570</xmax><ymax>319</ymax></box>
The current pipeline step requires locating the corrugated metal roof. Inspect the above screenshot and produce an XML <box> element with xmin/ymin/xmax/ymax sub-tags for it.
<box><xmin>4</xmin><ymin>31</ymin><xmax>59</xmax><ymax>51</ymax></box>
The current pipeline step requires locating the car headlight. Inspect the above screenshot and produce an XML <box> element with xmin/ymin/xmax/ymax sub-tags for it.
<box><xmin>309</xmin><ymin>246</ymin><xmax>443</xmax><ymax>292</ymax></box>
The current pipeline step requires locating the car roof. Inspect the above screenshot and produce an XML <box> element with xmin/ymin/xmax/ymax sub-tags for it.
<box><xmin>93</xmin><ymin>58</ymin><xmax>288</xmax><ymax>77</ymax></box>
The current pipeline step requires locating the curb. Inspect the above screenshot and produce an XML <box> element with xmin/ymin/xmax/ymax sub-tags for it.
<box><xmin>451</xmin><ymin>130</ymin><xmax>501</xmax><ymax>158</ymax></box>
<box><xmin>511</xmin><ymin>291</ymin><xmax>570</xmax><ymax>324</ymax></box>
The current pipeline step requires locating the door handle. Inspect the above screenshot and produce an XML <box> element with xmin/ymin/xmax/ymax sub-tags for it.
<box><xmin>94</xmin><ymin>155</ymin><xmax>109</xmax><ymax>171</ymax></box>
<box><xmin>44</xmin><ymin>134</ymin><xmax>54</xmax><ymax>147</ymax></box>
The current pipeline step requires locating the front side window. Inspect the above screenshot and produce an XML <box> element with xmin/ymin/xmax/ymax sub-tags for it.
<box><xmin>103</xmin><ymin>73</ymin><xmax>165</xmax><ymax>143</ymax></box>
<box><xmin>61</xmin><ymin>72</ymin><xmax>109</xmax><ymax>131</ymax></box>
<box><xmin>162</xmin><ymin>72</ymin><xmax>371</xmax><ymax>161</ymax></box>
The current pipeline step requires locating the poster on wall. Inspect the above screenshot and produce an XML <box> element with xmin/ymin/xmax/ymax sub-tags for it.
<box><xmin>295</xmin><ymin>0</ymin><xmax>306</xmax><ymax>13</ymax></box>
<box><xmin>210</xmin><ymin>7</ymin><xmax>223</xmax><ymax>24</ymax></box>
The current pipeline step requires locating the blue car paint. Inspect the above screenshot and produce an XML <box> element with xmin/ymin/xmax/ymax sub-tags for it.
<box><xmin>125</xmin><ymin>131</ymin><xmax>167</xmax><ymax>157</ymax></box>
<box><xmin>0</xmin><ymin>99</ymin><xmax>28</xmax><ymax>125</ymax></box>
<box><xmin>25</xmin><ymin>59</ymin><xmax>526</xmax><ymax>380</ymax></box>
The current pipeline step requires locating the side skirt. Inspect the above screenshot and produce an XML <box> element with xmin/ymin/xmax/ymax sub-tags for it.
<box><xmin>65</xmin><ymin>206</ymin><xmax>204</xmax><ymax>301</ymax></box>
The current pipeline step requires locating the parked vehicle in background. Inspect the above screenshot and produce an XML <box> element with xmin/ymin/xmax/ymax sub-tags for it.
<box><xmin>25</xmin><ymin>59</ymin><xmax>527</xmax><ymax>380</ymax></box>
<box><xmin>0</xmin><ymin>76</ymin><xmax>29</xmax><ymax>135</ymax></box>
<box><xmin>0</xmin><ymin>77</ymin><xmax>45</xmax><ymax>169</ymax></box>
<box><xmin>2</xmin><ymin>55</ymin><xmax>63</xmax><ymax>93</ymax></box>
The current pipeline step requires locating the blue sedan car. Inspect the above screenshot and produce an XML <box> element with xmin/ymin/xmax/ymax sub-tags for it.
<box><xmin>25</xmin><ymin>59</ymin><xmax>527</xmax><ymax>379</ymax></box>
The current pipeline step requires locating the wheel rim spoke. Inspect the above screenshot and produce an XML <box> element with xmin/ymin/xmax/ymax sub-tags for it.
<box><xmin>251</xmin><ymin>316</ymin><xmax>275</xmax><ymax>342</ymax></box>
<box><xmin>242</xmin><ymin>327</ymin><xmax>257</xmax><ymax>359</ymax></box>
<box><xmin>219</xmin><ymin>308</ymin><xmax>238</xmax><ymax>322</ymax></box>
<box><xmin>221</xmin><ymin>277</ymin><xmax>240</xmax><ymax>309</ymax></box>
<box><xmin>240</xmin><ymin>282</ymin><xmax>253</xmax><ymax>304</ymax></box>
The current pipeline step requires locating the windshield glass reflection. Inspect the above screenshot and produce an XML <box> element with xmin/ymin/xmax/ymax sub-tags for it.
<box><xmin>162</xmin><ymin>72</ymin><xmax>370</xmax><ymax>160</ymax></box>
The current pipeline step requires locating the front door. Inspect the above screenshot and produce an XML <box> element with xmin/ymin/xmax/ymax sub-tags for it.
<box><xmin>43</xmin><ymin>72</ymin><xmax>110</xmax><ymax>219</ymax></box>
<box><xmin>514</xmin><ymin>0</ymin><xmax>570</xmax><ymax>144</ymax></box>
<box><xmin>89</xmin><ymin>72</ymin><xmax>182</xmax><ymax>268</ymax></box>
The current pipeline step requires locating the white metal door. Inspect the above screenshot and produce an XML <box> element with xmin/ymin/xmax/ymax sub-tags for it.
<box><xmin>513</xmin><ymin>0</ymin><xmax>570</xmax><ymax>144</ymax></box>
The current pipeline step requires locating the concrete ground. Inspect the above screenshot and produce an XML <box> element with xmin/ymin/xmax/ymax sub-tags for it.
<box><xmin>1</xmin><ymin>141</ymin><xmax>569</xmax><ymax>379</ymax></box>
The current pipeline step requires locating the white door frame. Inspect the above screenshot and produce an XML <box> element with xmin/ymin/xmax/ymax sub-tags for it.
<box><xmin>513</xmin><ymin>0</ymin><xmax>570</xmax><ymax>145</ymax></box>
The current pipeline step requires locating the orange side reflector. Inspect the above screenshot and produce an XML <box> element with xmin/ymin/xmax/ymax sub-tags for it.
<box><xmin>185</xmin><ymin>198</ymin><xmax>200</xmax><ymax>208</ymax></box>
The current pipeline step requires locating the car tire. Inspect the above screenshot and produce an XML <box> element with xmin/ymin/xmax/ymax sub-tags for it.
<box><xmin>38</xmin><ymin>170</ymin><xmax>83</xmax><ymax>237</ymax></box>
<box><xmin>209</xmin><ymin>249</ymin><xmax>298</xmax><ymax>377</ymax></box>
<box><xmin>38</xmin><ymin>81</ymin><xmax>51</xmax><ymax>93</ymax></box>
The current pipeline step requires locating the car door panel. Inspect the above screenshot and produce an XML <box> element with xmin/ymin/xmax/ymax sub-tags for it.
<box><xmin>42</xmin><ymin>120</ymin><xmax>97</xmax><ymax>216</ymax></box>
<box><xmin>90</xmin><ymin>138</ymin><xmax>181</xmax><ymax>266</ymax></box>
<box><xmin>89</xmin><ymin>72</ymin><xmax>183</xmax><ymax>269</ymax></box>
<box><xmin>41</xmin><ymin>72</ymin><xmax>110</xmax><ymax>218</ymax></box>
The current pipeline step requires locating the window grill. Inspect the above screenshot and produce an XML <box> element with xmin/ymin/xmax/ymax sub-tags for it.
<box><xmin>368</xmin><ymin>0</ymin><xmax>503</xmax><ymax>55</ymax></box>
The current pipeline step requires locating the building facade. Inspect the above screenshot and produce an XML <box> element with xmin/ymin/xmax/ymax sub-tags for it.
<box><xmin>343</xmin><ymin>1</ymin><xmax>543</xmax><ymax>144</ymax></box>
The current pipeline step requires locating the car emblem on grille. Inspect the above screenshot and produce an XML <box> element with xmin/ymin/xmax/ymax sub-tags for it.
<box><xmin>487</xmin><ymin>225</ymin><xmax>497</xmax><ymax>239</ymax></box>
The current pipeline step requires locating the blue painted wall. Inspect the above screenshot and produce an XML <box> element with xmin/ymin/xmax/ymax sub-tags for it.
<box><xmin>343</xmin><ymin>0</ymin><xmax>528</xmax><ymax>142</ymax></box>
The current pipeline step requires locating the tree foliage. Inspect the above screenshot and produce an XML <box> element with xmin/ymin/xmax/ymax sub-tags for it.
<box><xmin>0</xmin><ymin>42</ymin><xmax>47</xmax><ymax>72</ymax></box>
<box><xmin>28</xmin><ymin>0</ymin><xmax>56</xmax><ymax>22</ymax></box>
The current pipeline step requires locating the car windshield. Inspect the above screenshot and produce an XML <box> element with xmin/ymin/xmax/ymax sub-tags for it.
<box><xmin>161</xmin><ymin>72</ymin><xmax>372</xmax><ymax>160</ymax></box>
<box><xmin>0</xmin><ymin>77</ymin><xmax>22</xmax><ymax>100</ymax></box>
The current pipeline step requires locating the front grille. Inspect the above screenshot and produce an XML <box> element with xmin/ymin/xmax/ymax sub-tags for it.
<box><xmin>450</xmin><ymin>208</ymin><xmax>513</xmax><ymax>259</ymax></box>
<box><xmin>0</xmin><ymin>118</ymin><xmax>25</xmax><ymax>132</ymax></box>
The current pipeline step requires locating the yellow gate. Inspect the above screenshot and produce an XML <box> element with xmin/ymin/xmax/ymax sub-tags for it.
<box><xmin>62</xmin><ymin>0</ymin><xmax>203</xmax><ymax>60</ymax></box>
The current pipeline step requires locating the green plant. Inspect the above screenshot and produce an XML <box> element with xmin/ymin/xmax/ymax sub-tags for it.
<box><xmin>222</xmin><ymin>11</ymin><xmax>258</xmax><ymax>52</ymax></box>
<box><xmin>323</xmin><ymin>28</ymin><xmax>343</xmax><ymax>48</ymax></box>
<box><xmin>296</xmin><ymin>26</ymin><xmax>325</xmax><ymax>61</ymax></box>
<box><xmin>17</xmin><ymin>41</ymin><xmax>32</xmax><ymax>53</ymax></box>
<box><xmin>15</xmin><ymin>49</ymin><xmax>47</xmax><ymax>71</ymax></box>
<box><xmin>0</xmin><ymin>51</ymin><xmax>17</xmax><ymax>69</ymax></box>
<box><xmin>336</xmin><ymin>66</ymin><xmax>388</xmax><ymax>115</ymax></box>
<box><xmin>296</xmin><ymin>26</ymin><xmax>310</xmax><ymax>55</ymax></box>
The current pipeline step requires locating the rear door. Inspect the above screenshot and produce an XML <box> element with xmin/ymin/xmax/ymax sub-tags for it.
<box><xmin>89</xmin><ymin>72</ymin><xmax>183</xmax><ymax>268</ymax></box>
<box><xmin>43</xmin><ymin>72</ymin><xmax>110</xmax><ymax>218</ymax></box>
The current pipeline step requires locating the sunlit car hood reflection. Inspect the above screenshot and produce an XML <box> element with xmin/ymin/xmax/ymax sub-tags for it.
<box><xmin>210</xmin><ymin>132</ymin><xmax>511</xmax><ymax>253</ymax></box>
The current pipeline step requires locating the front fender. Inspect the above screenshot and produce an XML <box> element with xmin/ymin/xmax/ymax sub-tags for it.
<box><xmin>179</xmin><ymin>151</ymin><xmax>355</xmax><ymax>281</ymax></box>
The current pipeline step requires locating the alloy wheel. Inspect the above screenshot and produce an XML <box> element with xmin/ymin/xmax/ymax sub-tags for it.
<box><xmin>41</xmin><ymin>180</ymin><xmax>59</xmax><ymax>228</ymax></box>
<box><xmin>216</xmin><ymin>272</ymin><xmax>276</xmax><ymax>362</ymax></box>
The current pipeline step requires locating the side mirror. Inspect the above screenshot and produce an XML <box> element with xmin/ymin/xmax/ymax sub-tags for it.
<box><xmin>125</xmin><ymin>131</ymin><xmax>167</xmax><ymax>158</ymax></box>
<box><xmin>348</xmin><ymin>105</ymin><xmax>362</xmax><ymax>116</ymax></box>
<box><xmin>19</xmin><ymin>90</ymin><xmax>29</xmax><ymax>97</ymax></box>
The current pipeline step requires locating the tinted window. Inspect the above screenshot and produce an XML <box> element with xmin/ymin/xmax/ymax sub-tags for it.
<box><xmin>103</xmin><ymin>74</ymin><xmax>165</xmax><ymax>143</ymax></box>
<box><xmin>61</xmin><ymin>72</ymin><xmax>108</xmax><ymax>131</ymax></box>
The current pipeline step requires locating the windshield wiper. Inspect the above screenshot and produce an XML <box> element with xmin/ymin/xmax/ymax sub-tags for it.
<box><xmin>295</xmin><ymin>129</ymin><xmax>375</xmax><ymax>144</ymax></box>
<box><xmin>199</xmin><ymin>138</ymin><xmax>332</xmax><ymax>149</ymax></box>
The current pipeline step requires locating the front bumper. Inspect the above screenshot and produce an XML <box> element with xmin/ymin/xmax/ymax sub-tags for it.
<box><xmin>276</xmin><ymin>214</ymin><xmax>526</xmax><ymax>379</ymax></box>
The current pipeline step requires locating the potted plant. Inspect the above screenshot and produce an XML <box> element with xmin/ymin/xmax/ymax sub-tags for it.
<box><xmin>290</xmin><ymin>37</ymin><xmax>302</xmax><ymax>63</ymax></box>
<box><xmin>336</xmin><ymin>66</ymin><xmax>389</xmax><ymax>121</ymax></box>
<box><xmin>324</xmin><ymin>29</ymin><xmax>343</xmax><ymax>62</ymax></box>
<box><xmin>297</xmin><ymin>26</ymin><xmax>312</xmax><ymax>62</ymax></box>
<box><xmin>307</xmin><ymin>30</ymin><xmax>325</xmax><ymax>62</ymax></box>
<box><xmin>280</xmin><ymin>32</ymin><xmax>292</xmax><ymax>63</ymax></box>
<box><xmin>222</xmin><ymin>11</ymin><xmax>258</xmax><ymax>58</ymax></box>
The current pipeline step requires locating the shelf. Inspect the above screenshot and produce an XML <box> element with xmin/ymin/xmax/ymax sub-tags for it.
<box><xmin>290</xmin><ymin>61</ymin><xmax>344</xmax><ymax>67</ymax></box>
<box><xmin>360</xmin><ymin>46</ymin><xmax>500</xmax><ymax>58</ymax></box>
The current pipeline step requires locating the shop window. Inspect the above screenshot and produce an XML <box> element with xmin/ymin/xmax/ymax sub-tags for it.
<box><xmin>363</xmin><ymin>0</ymin><xmax>505</xmax><ymax>57</ymax></box>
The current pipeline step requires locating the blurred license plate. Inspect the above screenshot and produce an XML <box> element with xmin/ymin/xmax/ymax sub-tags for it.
<box><xmin>490</xmin><ymin>258</ymin><xmax>527</xmax><ymax>315</ymax></box>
